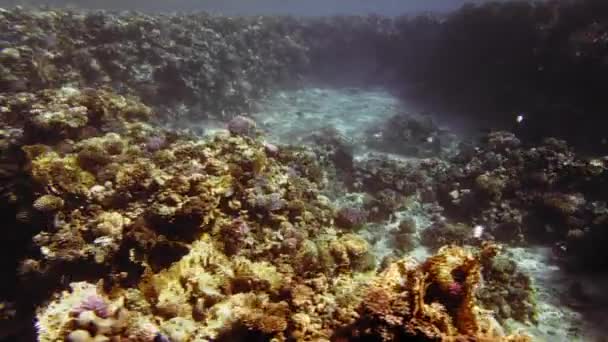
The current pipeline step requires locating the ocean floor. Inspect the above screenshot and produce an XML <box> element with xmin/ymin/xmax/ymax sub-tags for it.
<box><xmin>247</xmin><ymin>86</ymin><xmax>608</xmax><ymax>342</ymax></box>
<box><xmin>505</xmin><ymin>246</ymin><xmax>608</xmax><ymax>342</ymax></box>
<box><xmin>252</xmin><ymin>87</ymin><xmax>402</xmax><ymax>151</ymax></box>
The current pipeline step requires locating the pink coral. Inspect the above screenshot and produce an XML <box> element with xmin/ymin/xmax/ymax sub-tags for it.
<box><xmin>447</xmin><ymin>281</ymin><xmax>464</xmax><ymax>297</ymax></box>
<box><xmin>73</xmin><ymin>294</ymin><xmax>109</xmax><ymax>318</ymax></box>
<box><xmin>144</xmin><ymin>135</ymin><xmax>167</xmax><ymax>152</ymax></box>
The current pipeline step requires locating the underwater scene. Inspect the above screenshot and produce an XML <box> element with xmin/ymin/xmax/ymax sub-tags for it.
<box><xmin>2</xmin><ymin>0</ymin><xmax>608</xmax><ymax>341</ymax></box>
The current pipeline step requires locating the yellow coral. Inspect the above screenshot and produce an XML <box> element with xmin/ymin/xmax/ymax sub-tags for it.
<box><xmin>349</xmin><ymin>247</ymin><xmax>529</xmax><ymax>341</ymax></box>
<box><xmin>78</xmin><ymin>88</ymin><xmax>151</xmax><ymax>123</ymax></box>
<box><xmin>232</xmin><ymin>257</ymin><xmax>286</xmax><ymax>293</ymax></box>
<box><xmin>422</xmin><ymin>245</ymin><xmax>481</xmax><ymax>335</ymax></box>
<box><xmin>239</xmin><ymin>303</ymin><xmax>289</xmax><ymax>335</ymax></box>
<box><xmin>423</xmin><ymin>245</ymin><xmax>478</xmax><ymax>294</ymax></box>
<box><xmin>160</xmin><ymin>317</ymin><xmax>197</xmax><ymax>341</ymax></box>
<box><xmin>36</xmin><ymin>282</ymin><xmax>129</xmax><ymax>342</ymax></box>
<box><xmin>32</xmin><ymin>194</ymin><xmax>64</xmax><ymax>212</ymax></box>
<box><xmin>29</xmin><ymin>103</ymin><xmax>89</xmax><ymax>131</ymax></box>
<box><xmin>196</xmin><ymin>293</ymin><xmax>257</xmax><ymax>339</ymax></box>
<box><xmin>30</xmin><ymin>151</ymin><xmax>96</xmax><ymax>195</ymax></box>
<box><xmin>339</xmin><ymin>233</ymin><xmax>375</xmax><ymax>271</ymax></box>
<box><xmin>114</xmin><ymin>159</ymin><xmax>154</xmax><ymax>193</ymax></box>
<box><xmin>93</xmin><ymin>211</ymin><xmax>126</xmax><ymax>237</ymax></box>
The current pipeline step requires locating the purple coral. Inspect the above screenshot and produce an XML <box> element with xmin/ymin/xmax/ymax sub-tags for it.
<box><xmin>227</xmin><ymin>115</ymin><xmax>257</xmax><ymax>137</ymax></box>
<box><xmin>266</xmin><ymin>193</ymin><xmax>286</xmax><ymax>211</ymax></box>
<box><xmin>73</xmin><ymin>294</ymin><xmax>110</xmax><ymax>318</ymax></box>
<box><xmin>145</xmin><ymin>135</ymin><xmax>167</xmax><ymax>152</ymax></box>
<box><xmin>263</xmin><ymin>141</ymin><xmax>279</xmax><ymax>156</ymax></box>
<box><xmin>252</xmin><ymin>193</ymin><xmax>286</xmax><ymax>212</ymax></box>
<box><xmin>447</xmin><ymin>282</ymin><xmax>464</xmax><ymax>297</ymax></box>
<box><xmin>234</xmin><ymin>219</ymin><xmax>251</xmax><ymax>236</ymax></box>
<box><xmin>154</xmin><ymin>333</ymin><xmax>171</xmax><ymax>342</ymax></box>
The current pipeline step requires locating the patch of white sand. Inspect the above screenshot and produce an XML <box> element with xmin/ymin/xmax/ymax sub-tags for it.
<box><xmin>252</xmin><ymin>87</ymin><xmax>402</xmax><ymax>147</ymax></box>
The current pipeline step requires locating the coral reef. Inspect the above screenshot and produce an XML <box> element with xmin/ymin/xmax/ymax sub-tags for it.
<box><xmin>0</xmin><ymin>9</ymin><xmax>312</xmax><ymax>120</ymax></box>
<box><xmin>477</xmin><ymin>245</ymin><xmax>537</xmax><ymax>325</ymax></box>
<box><xmin>1</xmin><ymin>3</ymin><xmax>607</xmax><ymax>341</ymax></box>
<box><xmin>403</xmin><ymin>0</ymin><xmax>608</xmax><ymax>150</ymax></box>
<box><xmin>434</xmin><ymin>131</ymin><xmax>608</xmax><ymax>269</ymax></box>
<box><xmin>2</xmin><ymin>1</ymin><xmax>608</xmax><ymax>147</ymax></box>
<box><xmin>0</xmin><ymin>87</ymin><xmax>538</xmax><ymax>341</ymax></box>
<box><xmin>35</xmin><ymin>245</ymin><xmax>531</xmax><ymax>342</ymax></box>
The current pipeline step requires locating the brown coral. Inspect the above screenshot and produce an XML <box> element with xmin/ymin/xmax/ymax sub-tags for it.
<box><xmin>237</xmin><ymin>301</ymin><xmax>290</xmax><ymax>335</ymax></box>
<box><xmin>347</xmin><ymin>246</ymin><xmax>530</xmax><ymax>341</ymax></box>
<box><xmin>29</xmin><ymin>152</ymin><xmax>96</xmax><ymax>196</ymax></box>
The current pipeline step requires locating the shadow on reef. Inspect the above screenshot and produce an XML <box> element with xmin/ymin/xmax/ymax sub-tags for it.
<box><xmin>398</xmin><ymin>0</ymin><xmax>608</xmax><ymax>153</ymax></box>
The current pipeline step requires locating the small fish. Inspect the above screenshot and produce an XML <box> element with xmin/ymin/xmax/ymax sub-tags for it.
<box><xmin>472</xmin><ymin>225</ymin><xmax>484</xmax><ymax>239</ymax></box>
<box><xmin>516</xmin><ymin>114</ymin><xmax>524</xmax><ymax>123</ymax></box>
